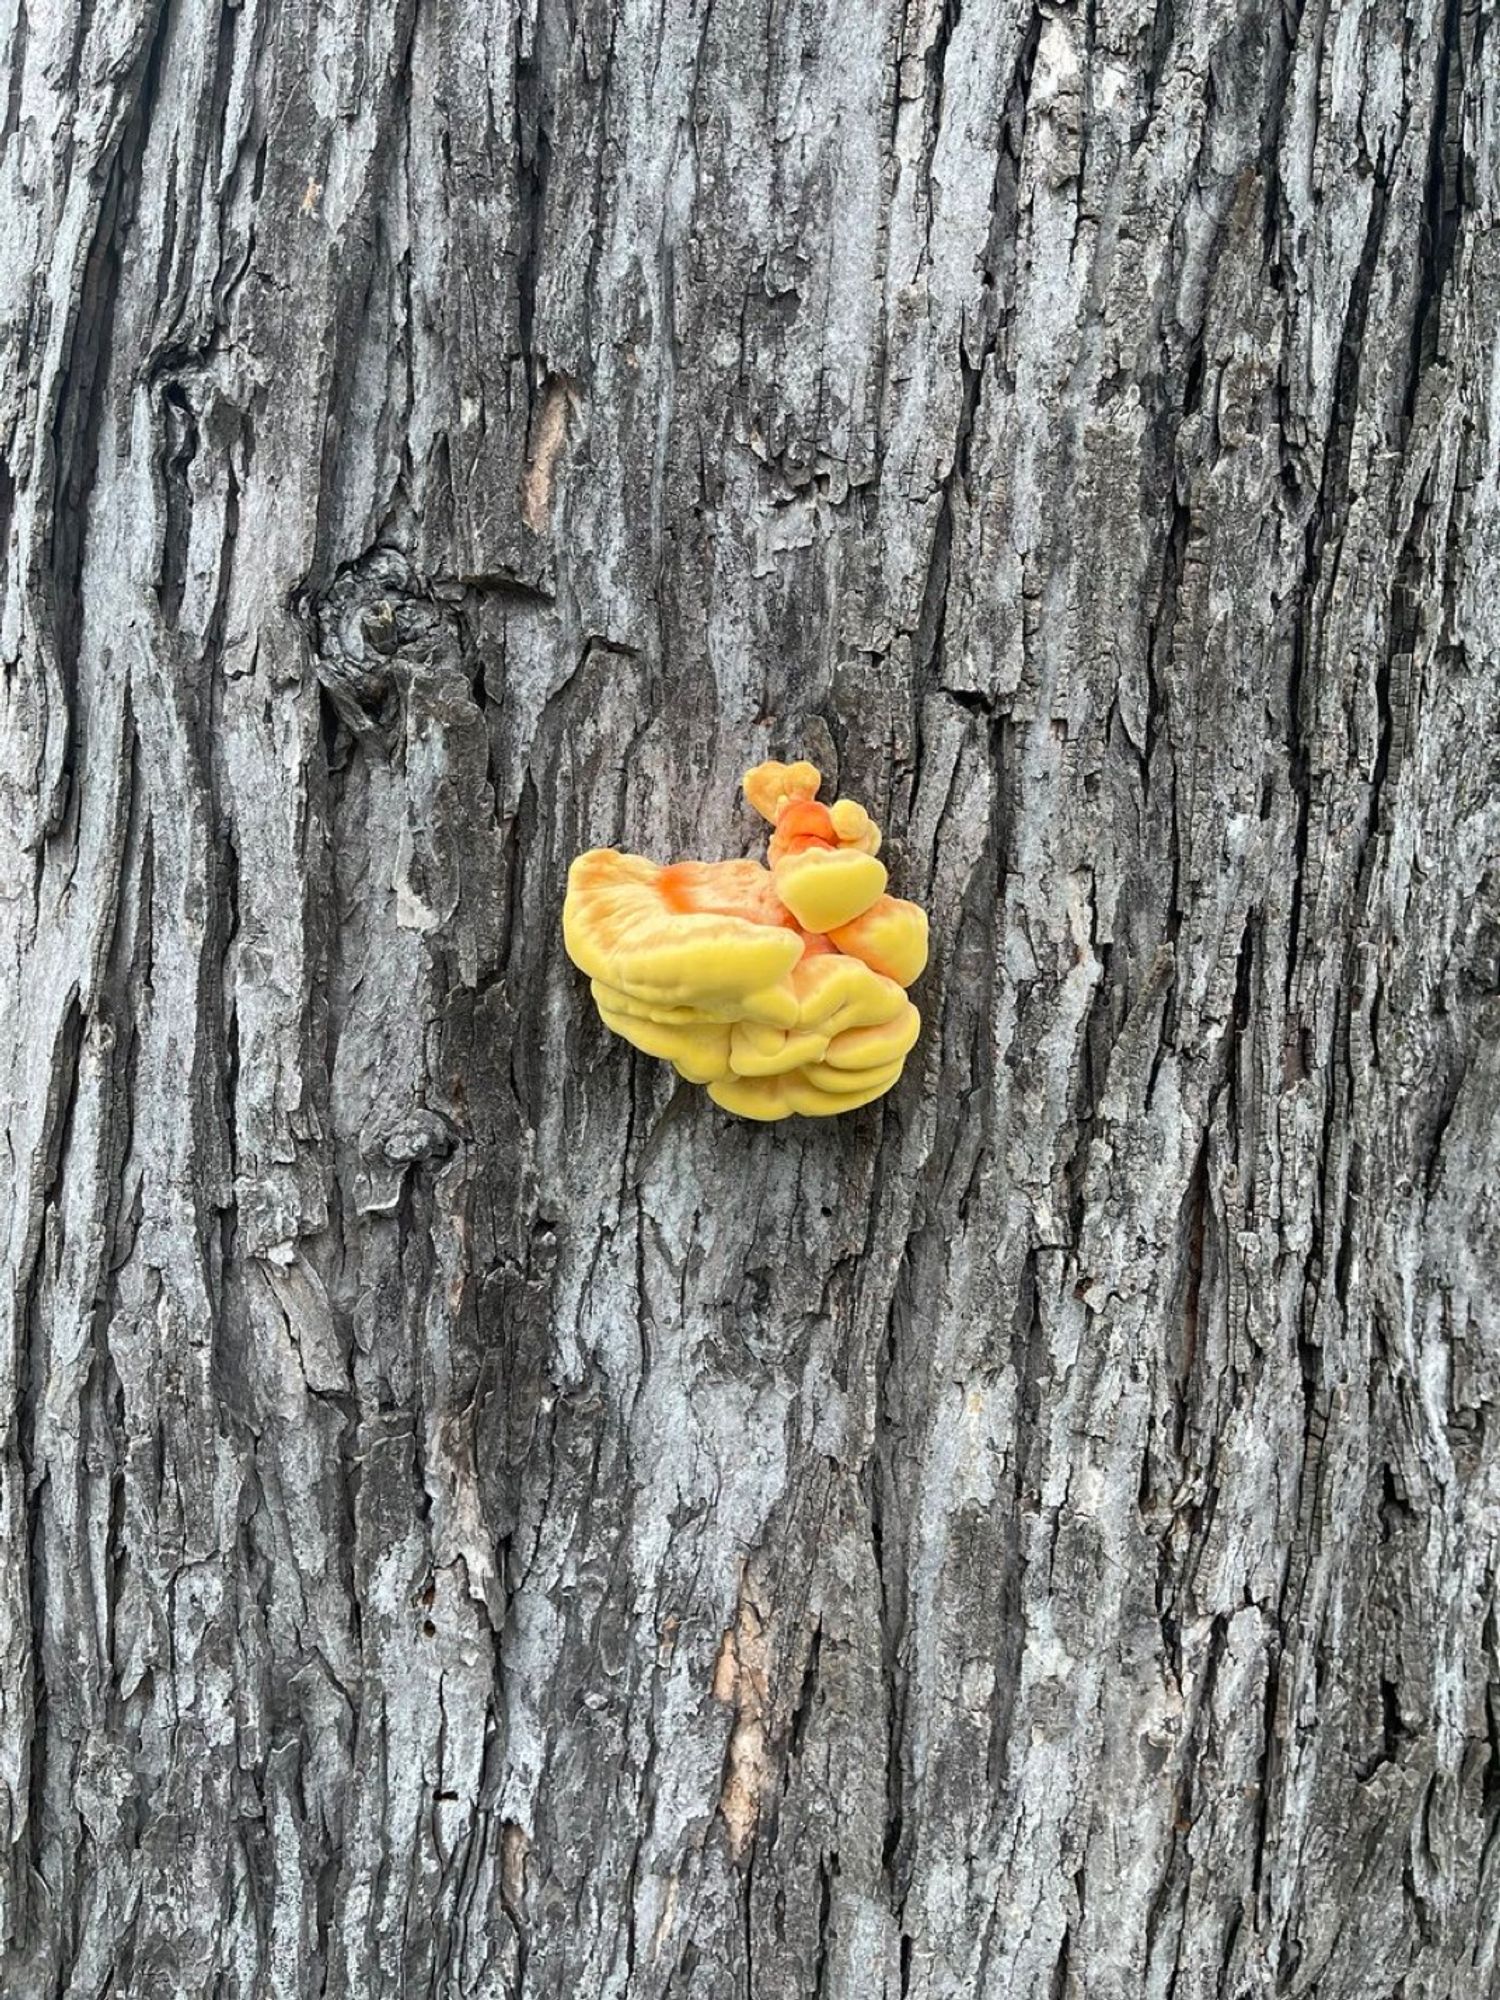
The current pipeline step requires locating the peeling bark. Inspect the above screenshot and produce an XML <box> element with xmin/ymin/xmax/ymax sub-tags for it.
<box><xmin>1</xmin><ymin>0</ymin><xmax>1498</xmax><ymax>1995</ymax></box>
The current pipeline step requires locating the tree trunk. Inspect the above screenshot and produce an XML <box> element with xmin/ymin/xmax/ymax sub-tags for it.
<box><xmin>2</xmin><ymin>0</ymin><xmax>1498</xmax><ymax>1994</ymax></box>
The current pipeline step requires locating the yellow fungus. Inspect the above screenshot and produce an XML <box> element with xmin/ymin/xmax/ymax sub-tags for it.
<box><xmin>561</xmin><ymin>761</ymin><xmax>931</xmax><ymax>1119</ymax></box>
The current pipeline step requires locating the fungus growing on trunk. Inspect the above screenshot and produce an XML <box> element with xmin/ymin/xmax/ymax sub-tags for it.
<box><xmin>562</xmin><ymin>762</ymin><xmax>928</xmax><ymax>1119</ymax></box>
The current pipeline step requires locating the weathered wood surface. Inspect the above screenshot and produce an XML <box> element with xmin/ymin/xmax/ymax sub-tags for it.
<box><xmin>2</xmin><ymin>0</ymin><xmax>1498</xmax><ymax>1993</ymax></box>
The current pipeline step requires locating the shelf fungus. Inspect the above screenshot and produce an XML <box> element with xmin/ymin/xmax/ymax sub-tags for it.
<box><xmin>562</xmin><ymin>760</ymin><xmax>928</xmax><ymax>1119</ymax></box>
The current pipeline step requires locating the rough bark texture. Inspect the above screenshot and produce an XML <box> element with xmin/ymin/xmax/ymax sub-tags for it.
<box><xmin>2</xmin><ymin>0</ymin><xmax>1498</xmax><ymax>1994</ymax></box>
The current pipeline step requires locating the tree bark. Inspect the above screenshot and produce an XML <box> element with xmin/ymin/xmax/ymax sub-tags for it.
<box><xmin>2</xmin><ymin>0</ymin><xmax>1498</xmax><ymax>1994</ymax></box>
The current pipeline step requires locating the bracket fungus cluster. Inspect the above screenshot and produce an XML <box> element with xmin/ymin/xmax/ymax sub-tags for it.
<box><xmin>562</xmin><ymin>761</ymin><xmax>929</xmax><ymax>1119</ymax></box>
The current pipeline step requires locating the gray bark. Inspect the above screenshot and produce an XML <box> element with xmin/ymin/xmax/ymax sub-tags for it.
<box><xmin>2</xmin><ymin>0</ymin><xmax>1498</xmax><ymax>1994</ymax></box>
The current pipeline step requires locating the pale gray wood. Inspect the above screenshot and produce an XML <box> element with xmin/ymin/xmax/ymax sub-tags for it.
<box><xmin>1</xmin><ymin>0</ymin><xmax>1498</xmax><ymax>1994</ymax></box>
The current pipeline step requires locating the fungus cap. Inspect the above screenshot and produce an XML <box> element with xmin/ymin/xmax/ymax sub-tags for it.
<box><xmin>826</xmin><ymin>895</ymin><xmax>929</xmax><ymax>988</ymax></box>
<box><xmin>743</xmin><ymin>760</ymin><xmax>822</xmax><ymax>824</ymax></box>
<box><xmin>564</xmin><ymin>850</ymin><xmax>802</xmax><ymax>1005</ymax></box>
